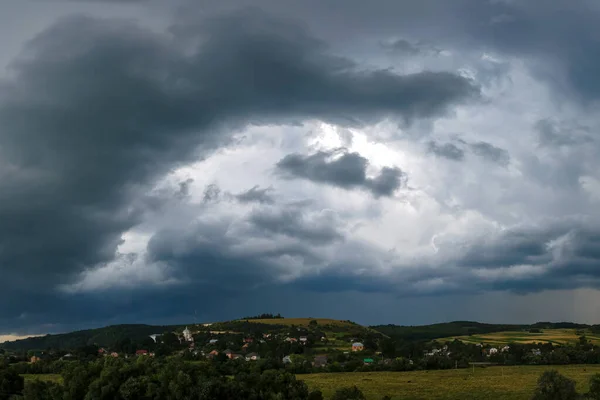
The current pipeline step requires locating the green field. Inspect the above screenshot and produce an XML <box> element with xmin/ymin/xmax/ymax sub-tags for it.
<box><xmin>437</xmin><ymin>329</ymin><xmax>600</xmax><ymax>346</ymax></box>
<box><xmin>300</xmin><ymin>365</ymin><xmax>600</xmax><ymax>400</ymax></box>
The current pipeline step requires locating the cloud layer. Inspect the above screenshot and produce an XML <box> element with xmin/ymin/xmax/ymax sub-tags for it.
<box><xmin>1</xmin><ymin>0</ymin><xmax>600</xmax><ymax>333</ymax></box>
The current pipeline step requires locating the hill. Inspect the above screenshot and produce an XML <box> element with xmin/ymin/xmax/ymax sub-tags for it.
<box><xmin>371</xmin><ymin>321</ymin><xmax>600</xmax><ymax>343</ymax></box>
<box><xmin>438</xmin><ymin>328</ymin><xmax>600</xmax><ymax>346</ymax></box>
<box><xmin>370</xmin><ymin>321</ymin><xmax>525</xmax><ymax>341</ymax></box>
<box><xmin>0</xmin><ymin>324</ymin><xmax>179</xmax><ymax>351</ymax></box>
<box><xmin>242</xmin><ymin>318</ymin><xmax>357</xmax><ymax>327</ymax></box>
<box><xmin>0</xmin><ymin>317</ymin><xmax>375</xmax><ymax>352</ymax></box>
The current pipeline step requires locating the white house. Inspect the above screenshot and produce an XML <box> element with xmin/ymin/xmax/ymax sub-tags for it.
<box><xmin>183</xmin><ymin>327</ymin><xmax>193</xmax><ymax>342</ymax></box>
<box><xmin>149</xmin><ymin>334</ymin><xmax>162</xmax><ymax>343</ymax></box>
<box><xmin>488</xmin><ymin>348</ymin><xmax>498</xmax><ymax>355</ymax></box>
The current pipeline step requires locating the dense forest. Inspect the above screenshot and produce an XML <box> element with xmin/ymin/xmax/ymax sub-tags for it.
<box><xmin>0</xmin><ymin>325</ymin><xmax>180</xmax><ymax>352</ymax></box>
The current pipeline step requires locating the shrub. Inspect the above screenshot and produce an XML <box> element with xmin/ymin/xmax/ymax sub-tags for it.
<box><xmin>331</xmin><ymin>386</ymin><xmax>366</xmax><ymax>400</ymax></box>
<box><xmin>308</xmin><ymin>389</ymin><xmax>324</xmax><ymax>400</ymax></box>
<box><xmin>531</xmin><ymin>370</ymin><xmax>578</xmax><ymax>400</ymax></box>
<box><xmin>588</xmin><ymin>373</ymin><xmax>600</xmax><ymax>399</ymax></box>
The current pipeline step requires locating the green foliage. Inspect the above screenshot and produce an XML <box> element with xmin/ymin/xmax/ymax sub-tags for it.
<box><xmin>23</xmin><ymin>379</ymin><xmax>62</xmax><ymax>400</ymax></box>
<box><xmin>1</xmin><ymin>324</ymin><xmax>178</xmax><ymax>352</ymax></box>
<box><xmin>531</xmin><ymin>370</ymin><xmax>578</xmax><ymax>400</ymax></box>
<box><xmin>307</xmin><ymin>389</ymin><xmax>324</xmax><ymax>400</ymax></box>
<box><xmin>242</xmin><ymin>313</ymin><xmax>284</xmax><ymax>319</ymax></box>
<box><xmin>330</xmin><ymin>386</ymin><xmax>366</xmax><ymax>400</ymax></box>
<box><xmin>588</xmin><ymin>373</ymin><xmax>600</xmax><ymax>399</ymax></box>
<box><xmin>0</xmin><ymin>367</ymin><xmax>24</xmax><ymax>399</ymax></box>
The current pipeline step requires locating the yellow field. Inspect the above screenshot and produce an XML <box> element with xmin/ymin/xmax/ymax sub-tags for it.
<box><xmin>300</xmin><ymin>365</ymin><xmax>600</xmax><ymax>400</ymax></box>
<box><xmin>437</xmin><ymin>329</ymin><xmax>600</xmax><ymax>346</ymax></box>
<box><xmin>243</xmin><ymin>318</ymin><xmax>356</xmax><ymax>327</ymax></box>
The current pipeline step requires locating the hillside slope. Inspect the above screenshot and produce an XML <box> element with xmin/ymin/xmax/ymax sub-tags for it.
<box><xmin>0</xmin><ymin>324</ymin><xmax>179</xmax><ymax>351</ymax></box>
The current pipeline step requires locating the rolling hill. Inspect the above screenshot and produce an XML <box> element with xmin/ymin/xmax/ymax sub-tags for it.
<box><xmin>0</xmin><ymin>324</ymin><xmax>179</xmax><ymax>351</ymax></box>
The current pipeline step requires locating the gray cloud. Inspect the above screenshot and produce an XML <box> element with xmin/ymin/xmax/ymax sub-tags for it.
<box><xmin>381</xmin><ymin>38</ymin><xmax>441</xmax><ymax>57</ymax></box>
<box><xmin>276</xmin><ymin>149</ymin><xmax>405</xmax><ymax>197</ymax></box>
<box><xmin>0</xmin><ymin>8</ymin><xmax>473</xmax><ymax>309</ymax></box>
<box><xmin>469</xmin><ymin>141</ymin><xmax>510</xmax><ymax>166</ymax></box>
<box><xmin>235</xmin><ymin>185</ymin><xmax>275</xmax><ymax>204</ymax></box>
<box><xmin>249</xmin><ymin>207</ymin><xmax>344</xmax><ymax>245</ymax></box>
<box><xmin>3</xmin><ymin>0</ymin><xmax>600</xmax><ymax>333</ymax></box>
<box><xmin>427</xmin><ymin>141</ymin><xmax>465</xmax><ymax>161</ymax></box>
<box><xmin>535</xmin><ymin>119</ymin><xmax>594</xmax><ymax>147</ymax></box>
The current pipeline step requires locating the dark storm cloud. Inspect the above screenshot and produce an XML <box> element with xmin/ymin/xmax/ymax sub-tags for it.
<box><xmin>276</xmin><ymin>149</ymin><xmax>405</xmax><ymax>197</ymax></box>
<box><xmin>235</xmin><ymin>186</ymin><xmax>275</xmax><ymax>205</ymax></box>
<box><xmin>145</xmin><ymin>216</ymin><xmax>326</xmax><ymax>289</ymax></box>
<box><xmin>249</xmin><ymin>207</ymin><xmax>344</xmax><ymax>245</ymax></box>
<box><xmin>208</xmin><ymin>0</ymin><xmax>600</xmax><ymax>101</ymax></box>
<box><xmin>427</xmin><ymin>141</ymin><xmax>465</xmax><ymax>161</ymax></box>
<box><xmin>469</xmin><ymin>141</ymin><xmax>510</xmax><ymax>166</ymax></box>
<box><xmin>0</xmin><ymin>6</ymin><xmax>475</xmax><ymax>323</ymax></box>
<box><xmin>381</xmin><ymin>38</ymin><xmax>441</xmax><ymax>57</ymax></box>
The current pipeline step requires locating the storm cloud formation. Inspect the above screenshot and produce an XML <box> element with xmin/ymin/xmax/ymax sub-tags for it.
<box><xmin>1</xmin><ymin>0</ymin><xmax>600</xmax><ymax>334</ymax></box>
<box><xmin>276</xmin><ymin>150</ymin><xmax>405</xmax><ymax>197</ymax></box>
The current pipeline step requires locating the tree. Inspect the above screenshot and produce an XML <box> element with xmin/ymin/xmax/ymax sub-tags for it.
<box><xmin>308</xmin><ymin>389</ymin><xmax>324</xmax><ymax>400</ymax></box>
<box><xmin>588</xmin><ymin>374</ymin><xmax>600</xmax><ymax>399</ymax></box>
<box><xmin>0</xmin><ymin>368</ymin><xmax>24</xmax><ymax>400</ymax></box>
<box><xmin>23</xmin><ymin>380</ymin><xmax>62</xmax><ymax>400</ymax></box>
<box><xmin>532</xmin><ymin>370</ymin><xmax>578</xmax><ymax>400</ymax></box>
<box><xmin>331</xmin><ymin>386</ymin><xmax>366</xmax><ymax>400</ymax></box>
<box><xmin>309</xmin><ymin>320</ymin><xmax>318</xmax><ymax>327</ymax></box>
<box><xmin>119</xmin><ymin>376</ymin><xmax>152</xmax><ymax>400</ymax></box>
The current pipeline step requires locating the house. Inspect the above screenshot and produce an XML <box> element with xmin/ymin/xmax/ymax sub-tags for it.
<box><xmin>183</xmin><ymin>327</ymin><xmax>193</xmax><ymax>342</ymax></box>
<box><xmin>244</xmin><ymin>337</ymin><xmax>254</xmax><ymax>343</ymax></box>
<box><xmin>488</xmin><ymin>348</ymin><xmax>498</xmax><ymax>355</ymax></box>
<box><xmin>282</xmin><ymin>355</ymin><xmax>292</xmax><ymax>364</ymax></box>
<box><xmin>352</xmin><ymin>342</ymin><xmax>364</xmax><ymax>352</ymax></box>
<box><xmin>263</xmin><ymin>333</ymin><xmax>272</xmax><ymax>339</ymax></box>
<box><xmin>61</xmin><ymin>353</ymin><xmax>75</xmax><ymax>360</ymax></box>
<box><xmin>313</xmin><ymin>355</ymin><xmax>328</xmax><ymax>368</ymax></box>
<box><xmin>532</xmin><ymin>349</ymin><xmax>541</xmax><ymax>356</ymax></box>
<box><xmin>285</xmin><ymin>337</ymin><xmax>298</xmax><ymax>343</ymax></box>
<box><xmin>231</xmin><ymin>354</ymin><xmax>244</xmax><ymax>360</ymax></box>
<box><xmin>246</xmin><ymin>352</ymin><xmax>260</xmax><ymax>361</ymax></box>
<box><xmin>209</xmin><ymin>339</ymin><xmax>218</xmax><ymax>345</ymax></box>
<box><xmin>363</xmin><ymin>358</ymin><xmax>374</xmax><ymax>365</ymax></box>
<box><xmin>30</xmin><ymin>356</ymin><xmax>41</xmax><ymax>363</ymax></box>
<box><xmin>224</xmin><ymin>349</ymin><xmax>233</xmax><ymax>359</ymax></box>
<box><xmin>110</xmin><ymin>352</ymin><xmax>119</xmax><ymax>358</ymax></box>
<box><xmin>501</xmin><ymin>345</ymin><xmax>510</xmax><ymax>353</ymax></box>
<box><xmin>425</xmin><ymin>349</ymin><xmax>441</xmax><ymax>357</ymax></box>
<box><xmin>98</xmin><ymin>348</ymin><xmax>106</xmax><ymax>356</ymax></box>
<box><xmin>299</xmin><ymin>336</ymin><xmax>308</xmax><ymax>343</ymax></box>
<box><xmin>149</xmin><ymin>334</ymin><xmax>161</xmax><ymax>343</ymax></box>
<box><xmin>242</xmin><ymin>343</ymin><xmax>250</xmax><ymax>350</ymax></box>
<box><xmin>136</xmin><ymin>350</ymin><xmax>149</xmax><ymax>356</ymax></box>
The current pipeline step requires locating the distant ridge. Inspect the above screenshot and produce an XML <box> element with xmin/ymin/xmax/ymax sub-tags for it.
<box><xmin>0</xmin><ymin>324</ymin><xmax>180</xmax><ymax>351</ymax></box>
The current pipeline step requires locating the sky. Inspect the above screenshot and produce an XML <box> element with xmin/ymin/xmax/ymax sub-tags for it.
<box><xmin>1</xmin><ymin>0</ymin><xmax>600</xmax><ymax>338</ymax></box>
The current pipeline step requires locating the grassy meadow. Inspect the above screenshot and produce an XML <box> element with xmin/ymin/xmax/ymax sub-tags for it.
<box><xmin>437</xmin><ymin>328</ymin><xmax>600</xmax><ymax>346</ymax></box>
<box><xmin>299</xmin><ymin>365</ymin><xmax>600</xmax><ymax>400</ymax></box>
